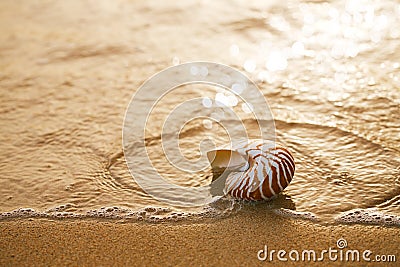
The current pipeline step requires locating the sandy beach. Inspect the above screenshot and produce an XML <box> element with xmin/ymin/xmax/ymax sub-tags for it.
<box><xmin>1</xmin><ymin>210</ymin><xmax>399</xmax><ymax>266</ymax></box>
<box><xmin>1</xmin><ymin>0</ymin><xmax>399</xmax><ymax>266</ymax></box>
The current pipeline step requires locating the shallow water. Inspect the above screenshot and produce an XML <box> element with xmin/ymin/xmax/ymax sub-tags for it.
<box><xmin>0</xmin><ymin>0</ymin><xmax>399</xmax><ymax>226</ymax></box>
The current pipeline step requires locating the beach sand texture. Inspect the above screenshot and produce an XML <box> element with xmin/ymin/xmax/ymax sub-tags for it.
<box><xmin>1</xmin><ymin>213</ymin><xmax>399</xmax><ymax>266</ymax></box>
<box><xmin>0</xmin><ymin>0</ymin><xmax>399</xmax><ymax>266</ymax></box>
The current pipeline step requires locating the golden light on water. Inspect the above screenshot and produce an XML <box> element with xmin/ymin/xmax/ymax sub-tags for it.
<box><xmin>227</xmin><ymin>0</ymin><xmax>400</xmax><ymax>96</ymax></box>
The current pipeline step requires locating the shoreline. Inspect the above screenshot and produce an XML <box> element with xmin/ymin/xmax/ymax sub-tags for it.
<box><xmin>0</xmin><ymin>0</ymin><xmax>399</xmax><ymax>266</ymax></box>
<box><xmin>1</xmin><ymin>211</ymin><xmax>399</xmax><ymax>266</ymax></box>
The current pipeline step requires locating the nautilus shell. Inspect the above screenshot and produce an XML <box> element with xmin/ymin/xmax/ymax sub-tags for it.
<box><xmin>207</xmin><ymin>139</ymin><xmax>295</xmax><ymax>200</ymax></box>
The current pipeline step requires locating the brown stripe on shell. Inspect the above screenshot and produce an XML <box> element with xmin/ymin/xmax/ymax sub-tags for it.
<box><xmin>269</xmin><ymin>163</ymin><xmax>281</xmax><ymax>196</ymax></box>
<box><xmin>277</xmin><ymin>158</ymin><xmax>288</xmax><ymax>189</ymax></box>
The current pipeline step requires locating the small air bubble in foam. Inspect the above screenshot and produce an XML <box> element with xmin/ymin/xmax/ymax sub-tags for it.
<box><xmin>161</xmin><ymin>207</ymin><xmax>170</xmax><ymax>213</ymax></box>
<box><xmin>144</xmin><ymin>207</ymin><xmax>157</xmax><ymax>213</ymax></box>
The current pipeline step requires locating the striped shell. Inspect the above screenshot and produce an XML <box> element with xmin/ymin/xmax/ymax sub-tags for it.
<box><xmin>207</xmin><ymin>139</ymin><xmax>295</xmax><ymax>200</ymax></box>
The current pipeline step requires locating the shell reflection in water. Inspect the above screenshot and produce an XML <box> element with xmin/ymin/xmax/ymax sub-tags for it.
<box><xmin>207</xmin><ymin>139</ymin><xmax>295</xmax><ymax>200</ymax></box>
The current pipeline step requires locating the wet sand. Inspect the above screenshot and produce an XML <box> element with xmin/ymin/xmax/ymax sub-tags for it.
<box><xmin>1</xmin><ymin>212</ymin><xmax>399</xmax><ymax>266</ymax></box>
<box><xmin>1</xmin><ymin>0</ymin><xmax>400</xmax><ymax>266</ymax></box>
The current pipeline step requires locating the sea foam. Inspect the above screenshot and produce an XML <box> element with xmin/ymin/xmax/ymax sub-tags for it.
<box><xmin>336</xmin><ymin>209</ymin><xmax>400</xmax><ymax>226</ymax></box>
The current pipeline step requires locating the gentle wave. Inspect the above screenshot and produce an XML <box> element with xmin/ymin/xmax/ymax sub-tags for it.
<box><xmin>2</xmin><ymin>203</ymin><xmax>400</xmax><ymax>227</ymax></box>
